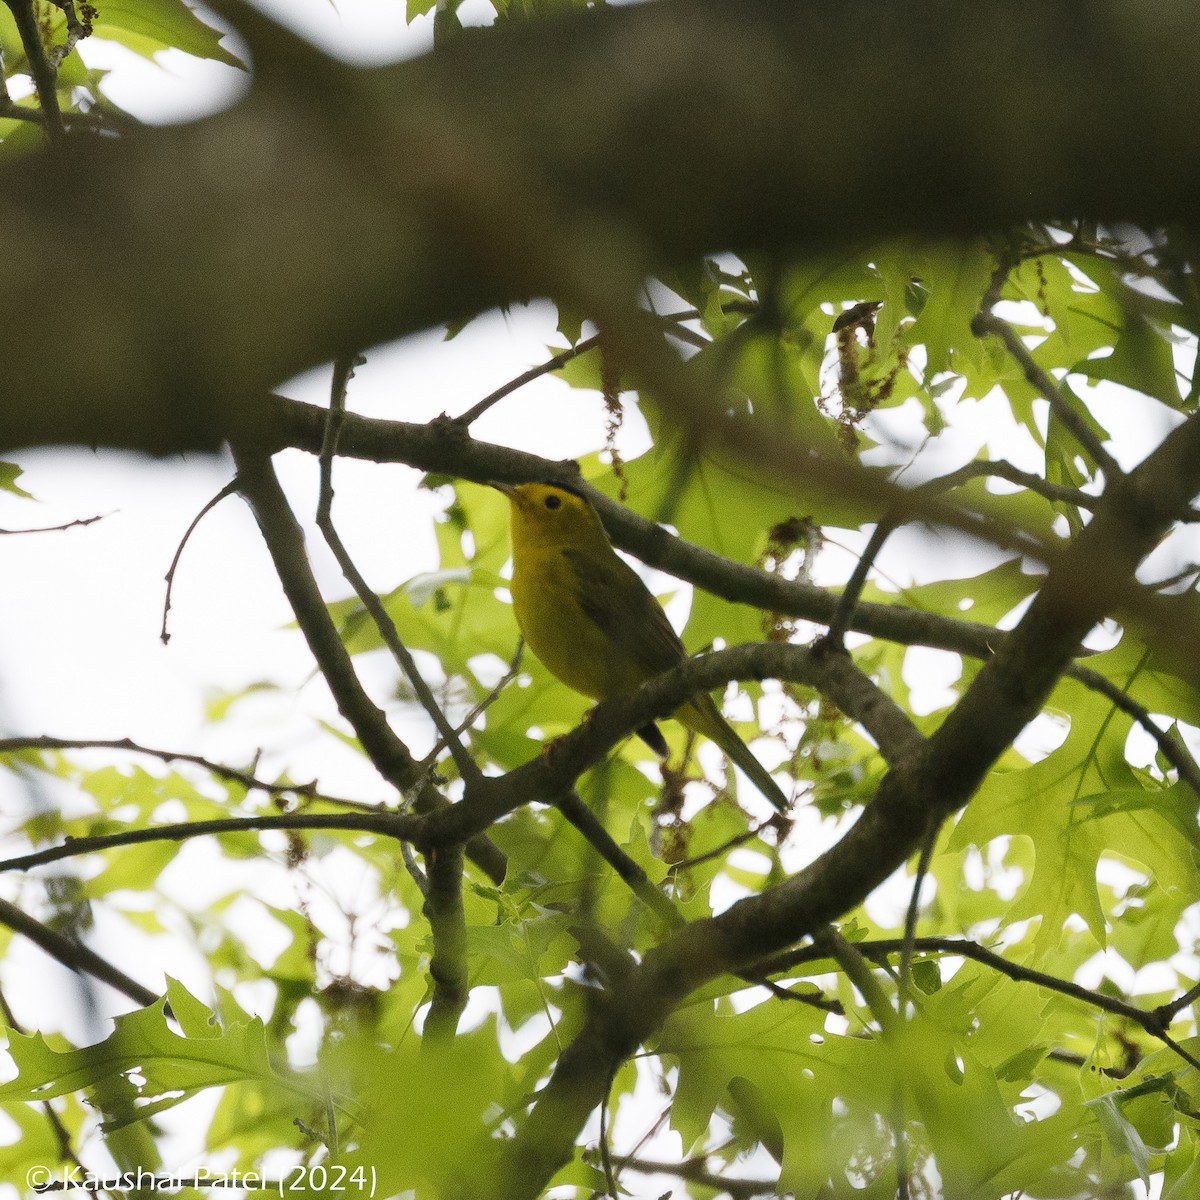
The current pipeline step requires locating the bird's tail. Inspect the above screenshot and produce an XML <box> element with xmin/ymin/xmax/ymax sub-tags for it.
<box><xmin>677</xmin><ymin>694</ymin><xmax>792</xmax><ymax>813</ymax></box>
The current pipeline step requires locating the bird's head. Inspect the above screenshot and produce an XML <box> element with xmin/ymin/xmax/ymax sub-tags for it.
<box><xmin>490</xmin><ymin>481</ymin><xmax>610</xmax><ymax>553</ymax></box>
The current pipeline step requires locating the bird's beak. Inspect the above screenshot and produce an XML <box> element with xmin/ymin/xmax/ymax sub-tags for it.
<box><xmin>489</xmin><ymin>481</ymin><xmax>520</xmax><ymax>501</ymax></box>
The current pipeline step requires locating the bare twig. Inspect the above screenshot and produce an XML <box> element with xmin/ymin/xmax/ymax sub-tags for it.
<box><xmin>555</xmin><ymin>790</ymin><xmax>682</xmax><ymax>930</ymax></box>
<box><xmin>614</xmin><ymin>1156</ymin><xmax>776</xmax><ymax>1199</ymax></box>
<box><xmin>451</xmin><ymin>300</ymin><xmax>758</xmax><ymax>428</ymax></box>
<box><xmin>598</xmin><ymin>1068</ymin><xmax>618</xmax><ymax>1199</ymax></box>
<box><xmin>456</xmin><ymin>334</ymin><xmax>603</xmax><ymax>426</ymax></box>
<box><xmin>932</xmin><ymin>457</ymin><xmax>1100</xmax><ymax>511</ymax></box>
<box><xmin>161</xmin><ymin>480</ymin><xmax>238</xmax><ymax>644</ymax></box>
<box><xmin>46</xmin><ymin>0</ymin><xmax>93</xmax><ymax>70</ymax></box>
<box><xmin>666</xmin><ymin>820</ymin><xmax>772</xmax><ymax>874</ymax></box>
<box><xmin>1068</xmin><ymin>663</ymin><xmax>1200</xmax><ymax>801</ymax></box>
<box><xmin>0</xmin><ymin>734</ymin><xmax>375</xmax><ymax>810</ymax></box>
<box><xmin>898</xmin><ymin>827</ymin><xmax>939</xmax><ymax>1018</ymax></box>
<box><xmin>825</xmin><ymin>516</ymin><xmax>899</xmax><ymax>648</ymax></box>
<box><xmin>0</xmin><ymin>981</ymin><xmax>96</xmax><ymax>1194</ymax></box>
<box><xmin>812</xmin><ymin>927</ymin><xmax>898</xmax><ymax>1036</ymax></box>
<box><xmin>973</xmin><ymin>306</ymin><xmax>1122</xmax><ymax>480</ymax></box>
<box><xmin>419</xmin><ymin>639</ymin><xmax>525</xmax><ymax>772</ymax></box>
<box><xmin>316</xmin><ymin>358</ymin><xmax>482</xmax><ymax>785</ymax></box>
<box><xmin>1154</xmin><ymin>978</ymin><xmax>1200</xmax><ymax>1028</ymax></box>
<box><xmin>0</xmin><ymin>513</ymin><xmax>104</xmax><ymax>536</ymax></box>
<box><xmin>762</xmin><ymin>936</ymin><xmax>1200</xmax><ymax>1072</ymax></box>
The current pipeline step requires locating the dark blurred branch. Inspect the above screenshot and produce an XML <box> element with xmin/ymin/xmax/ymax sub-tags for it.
<box><xmin>9</xmin><ymin>0</ymin><xmax>1200</xmax><ymax>452</ymax></box>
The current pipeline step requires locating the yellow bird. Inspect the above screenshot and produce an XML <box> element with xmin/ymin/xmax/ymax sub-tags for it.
<box><xmin>493</xmin><ymin>480</ymin><xmax>791</xmax><ymax>813</ymax></box>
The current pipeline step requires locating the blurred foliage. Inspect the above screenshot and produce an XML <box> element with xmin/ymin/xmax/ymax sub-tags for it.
<box><xmin>3</xmin><ymin>3</ymin><xmax>1200</xmax><ymax>1199</ymax></box>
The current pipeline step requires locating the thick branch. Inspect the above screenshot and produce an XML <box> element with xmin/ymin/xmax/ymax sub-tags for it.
<box><xmin>421</xmin><ymin>844</ymin><xmax>469</xmax><ymax>1044</ymax></box>
<box><xmin>261</xmin><ymin>399</ymin><xmax>1200</xmax><ymax>799</ymax></box>
<box><xmin>8</xmin><ymin>0</ymin><xmax>1200</xmax><ymax>453</ymax></box>
<box><xmin>266</xmin><ymin>395</ymin><xmax>1006</xmax><ymax>660</ymax></box>
<box><xmin>494</xmin><ymin>410</ymin><xmax>1200</xmax><ymax>1197</ymax></box>
<box><xmin>437</xmin><ymin>641</ymin><xmax>918</xmax><ymax>846</ymax></box>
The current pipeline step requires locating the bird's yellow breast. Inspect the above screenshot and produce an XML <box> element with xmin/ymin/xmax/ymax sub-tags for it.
<box><xmin>510</xmin><ymin>539</ymin><xmax>633</xmax><ymax>701</ymax></box>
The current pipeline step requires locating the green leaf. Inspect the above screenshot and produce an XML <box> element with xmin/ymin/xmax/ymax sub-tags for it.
<box><xmin>0</xmin><ymin>978</ymin><xmax>288</xmax><ymax>1118</ymax></box>
<box><xmin>906</xmin><ymin>240</ymin><xmax>996</xmax><ymax>379</ymax></box>
<box><xmin>92</xmin><ymin>0</ymin><xmax>244</xmax><ymax>68</ymax></box>
<box><xmin>0</xmin><ymin>461</ymin><xmax>32</xmax><ymax>498</ymax></box>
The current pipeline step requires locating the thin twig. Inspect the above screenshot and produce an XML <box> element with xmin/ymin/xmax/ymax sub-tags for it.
<box><xmin>456</xmin><ymin>334</ymin><xmax>602</xmax><ymax>426</ymax></box>
<box><xmin>1154</xmin><ymin>978</ymin><xmax>1200</xmax><ymax>1027</ymax></box>
<box><xmin>891</xmin><ymin>1091</ymin><xmax>910</xmax><ymax>1200</ymax></box>
<box><xmin>555</xmin><ymin>790</ymin><xmax>682</xmax><ymax>930</ymax></box>
<box><xmin>973</xmin><ymin>307</ymin><xmax>1122</xmax><ymax>481</ymax></box>
<box><xmin>0</xmin><ymin>809</ymin><xmax>422</xmax><ymax>875</ymax></box>
<box><xmin>827</xmin><ymin>449</ymin><xmax>1100</xmax><ymax>650</ymax></box>
<box><xmin>753</xmin><ymin>976</ymin><xmax>843</xmax><ymax>1014</ymax></box>
<box><xmin>46</xmin><ymin>0</ymin><xmax>93</xmax><ymax>69</ymax></box>
<box><xmin>0</xmin><ymin>982</ymin><xmax>96</xmax><ymax>1195</ymax></box>
<box><xmin>0</xmin><ymin>513</ymin><xmax>104</xmax><ymax>536</ymax></box>
<box><xmin>452</xmin><ymin>300</ymin><xmax>760</xmax><ymax>428</ymax></box>
<box><xmin>811</xmin><ymin>927</ymin><xmax>898</xmax><ymax>1035</ymax></box>
<box><xmin>665</xmin><ymin>820</ymin><xmax>772</xmax><ymax>875</ymax></box>
<box><xmin>318</xmin><ymin>370</ymin><xmax>473</xmax><ymax>1043</ymax></box>
<box><xmin>161</xmin><ymin>479</ymin><xmax>238</xmax><ymax>643</ymax></box>
<box><xmin>825</xmin><ymin>517</ymin><xmax>899</xmax><ymax>648</ymax></box>
<box><xmin>598</xmin><ymin>1067</ymin><xmax>619</xmax><ymax>1200</ymax></box>
<box><xmin>898</xmin><ymin>827</ymin><xmax>939</xmax><ymax>1018</ymax></box>
<box><xmin>932</xmin><ymin>458</ymin><xmax>1100</xmax><ymax>511</ymax></box>
<box><xmin>0</xmin><ymin>734</ymin><xmax>376</xmax><ymax>810</ymax></box>
<box><xmin>419</xmin><ymin>639</ymin><xmax>524</xmax><ymax>772</ymax></box>
<box><xmin>614</xmin><ymin>1156</ymin><xmax>776</xmax><ymax>1199</ymax></box>
<box><xmin>316</xmin><ymin>357</ymin><xmax>482</xmax><ymax>785</ymax></box>
<box><xmin>761</xmin><ymin>935</ymin><xmax>1200</xmax><ymax>1072</ymax></box>
<box><xmin>401</xmin><ymin>841</ymin><xmax>430</xmax><ymax>897</ymax></box>
<box><xmin>1069</xmin><ymin>661</ymin><xmax>1200</xmax><ymax>800</ymax></box>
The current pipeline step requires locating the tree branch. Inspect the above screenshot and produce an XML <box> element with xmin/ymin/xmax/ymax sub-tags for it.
<box><xmin>490</xmin><ymin>408</ymin><xmax>1200</xmax><ymax>1197</ymax></box>
<box><xmin>230</xmin><ymin>442</ymin><xmax>507</xmax><ymax>883</ymax></box>
<box><xmin>0</xmin><ymin>897</ymin><xmax>158</xmax><ymax>1007</ymax></box>
<box><xmin>264</xmin><ymin>395</ymin><xmax>1006</xmax><ymax>658</ymax></box>
<box><xmin>0</xmin><ymin>810</ymin><xmax>421</xmax><ymax>876</ymax></box>
<box><xmin>973</xmin><ymin>307</ymin><xmax>1121</xmax><ymax>480</ymax></box>
<box><xmin>421</xmin><ymin>843</ymin><xmax>469</xmax><ymax>1044</ymax></box>
<box><xmin>0</xmin><ymin>735</ymin><xmax>374</xmax><ymax>810</ymax></box>
<box><xmin>3</xmin><ymin>0</ymin><xmax>63</xmax><ymax>141</ymax></box>
<box><xmin>10</xmin><ymin>0</ymin><xmax>1200</xmax><ymax>453</ymax></box>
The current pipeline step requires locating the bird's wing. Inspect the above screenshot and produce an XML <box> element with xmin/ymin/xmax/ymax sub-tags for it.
<box><xmin>562</xmin><ymin>546</ymin><xmax>687</xmax><ymax>679</ymax></box>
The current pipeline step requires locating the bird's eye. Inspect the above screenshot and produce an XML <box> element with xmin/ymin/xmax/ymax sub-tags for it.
<box><xmin>544</xmin><ymin>494</ymin><xmax>561</xmax><ymax>510</ymax></box>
